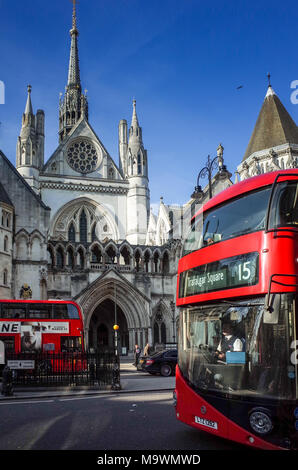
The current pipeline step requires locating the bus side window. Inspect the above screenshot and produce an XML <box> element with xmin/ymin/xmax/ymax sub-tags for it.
<box><xmin>2</xmin><ymin>305</ymin><xmax>26</xmax><ymax>318</ymax></box>
<box><xmin>53</xmin><ymin>304</ymin><xmax>68</xmax><ymax>319</ymax></box>
<box><xmin>27</xmin><ymin>304</ymin><xmax>52</xmax><ymax>319</ymax></box>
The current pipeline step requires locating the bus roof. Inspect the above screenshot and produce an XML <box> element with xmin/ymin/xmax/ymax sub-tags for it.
<box><xmin>192</xmin><ymin>169</ymin><xmax>298</xmax><ymax>221</ymax></box>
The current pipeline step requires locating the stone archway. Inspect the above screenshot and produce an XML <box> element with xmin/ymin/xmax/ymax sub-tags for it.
<box><xmin>88</xmin><ymin>298</ymin><xmax>129</xmax><ymax>352</ymax></box>
<box><xmin>76</xmin><ymin>269</ymin><xmax>152</xmax><ymax>353</ymax></box>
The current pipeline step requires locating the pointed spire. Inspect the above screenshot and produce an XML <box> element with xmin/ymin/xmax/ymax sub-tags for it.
<box><xmin>25</xmin><ymin>85</ymin><xmax>33</xmax><ymax>115</ymax></box>
<box><xmin>67</xmin><ymin>0</ymin><xmax>81</xmax><ymax>89</ymax></box>
<box><xmin>242</xmin><ymin>81</ymin><xmax>298</xmax><ymax>162</ymax></box>
<box><xmin>128</xmin><ymin>99</ymin><xmax>142</xmax><ymax>145</ymax></box>
<box><xmin>131</xmin><ymin>99</ymin><xmax>139</xmax><ymax>127</ymax></box>
<box><xmin>59</xmin><ymin>1</ymin><xmax>88</xmax><ymax>142</ymax></box>
<box><xmin>71</xmin><ymin>0</ymin><xmax>78</xmax><ymax>32</ymax></box>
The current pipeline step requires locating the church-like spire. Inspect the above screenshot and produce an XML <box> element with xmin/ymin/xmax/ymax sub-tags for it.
<box><xmin>59</xmin><ymin>0</ymin><xmax>88</xmax><ymax>143</ymax></box>
<box><xmin>67</xmin><ymin>0</ymin><xmax>81</xmax><ymax>90</ymax></box>
<box><xmin>25</xmin><ymin>85</ymin><xmax>33</xmax><ymax>115</ymax></box>
<box><xmin>16</xmin><ymin>85</ymin><xmax>45</xmax><ymax>179</ymax></box>
<box><xmin>127</xmin><ymin>99</ymin><xmax>148</xmax><ymax>178</ymax></box>
<box><xmin>131</xmin><ymin>99</ymin><xmax>140</xmax><ymax>128</ymax></box>
<box><xmin>129</xmin><ymin>99</ymin><xmax>142</xmax><ymax>145</ymax></box>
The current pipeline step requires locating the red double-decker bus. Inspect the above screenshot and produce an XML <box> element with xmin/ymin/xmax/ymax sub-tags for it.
<box><xmin>174</xmin><ymin>170</ymin><xmax>298</xmax><ymax>450</ymax></box>
<box><xmin>0</xmin><ymin>299</ymin><xmax>84</xmax><ymax>354</ymax></box>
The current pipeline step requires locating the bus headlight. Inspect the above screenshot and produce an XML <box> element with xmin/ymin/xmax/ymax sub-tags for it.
<box><xmin>249</xmin><ymin>408</ymin><xmax>273</xmax><ymax>435</ymax></box>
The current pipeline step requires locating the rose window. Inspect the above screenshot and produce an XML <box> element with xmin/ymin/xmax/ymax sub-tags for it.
<box><xmin>67</xmin><ymin>140</ymin><xmax>98</xmax><ymax>174</ymax></box>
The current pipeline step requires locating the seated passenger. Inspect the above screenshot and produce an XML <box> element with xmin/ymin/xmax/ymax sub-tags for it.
<box><xmin>215</xmin><ymin>321</ymin><xmax>244</xmax><ymax>361</ymax></box>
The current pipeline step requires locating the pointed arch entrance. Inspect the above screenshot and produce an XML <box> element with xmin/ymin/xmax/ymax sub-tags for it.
<box><xmin>77</xmin><ymin>270</ymin><xmax>152</xmax><ymax>353</ymax></box>
<box><xmin>88</xmin><ymin>298</ymin><xmax>129</xmax><ymax>351</ymax></box>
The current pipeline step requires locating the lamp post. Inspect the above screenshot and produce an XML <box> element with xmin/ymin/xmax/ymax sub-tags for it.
<box><xmin>191</xmin><ymin>144</ymin><xmax>226</xmax><ymax>200</ymax></box>
<box><xmin>170</xmin><ymin>300</ymin><xmax>176</xmax><ymax>345</ymax></box>
<box><xmin>112</xmin><ymin>282</ymin><xmax>121</xmax><ymax>390</ymax></box>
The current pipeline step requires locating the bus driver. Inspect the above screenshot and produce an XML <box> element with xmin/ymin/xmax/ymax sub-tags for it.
<box><xmin>215</xmin><ymin>321</ymin><xmax>244</xmax><ymax>361</ymax></box>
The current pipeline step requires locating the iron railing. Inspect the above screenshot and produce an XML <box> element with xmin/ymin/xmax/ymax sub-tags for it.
<box><xmin>4</xmin><ymin>350</ymin><xmax>118</xmax><ymax>388</ymax></box>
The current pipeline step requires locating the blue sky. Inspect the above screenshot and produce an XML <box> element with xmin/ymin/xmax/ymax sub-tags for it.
<box><xmin>0</xmin><ymin>0</ymin><xmax>297</xmax><ymax>207</ymax></box>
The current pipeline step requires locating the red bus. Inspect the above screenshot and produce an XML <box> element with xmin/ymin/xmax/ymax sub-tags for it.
<box><xmin>0</xmin><ymin>299</ymin><xmax>84</xmax><ymax>354</ymax></box>
<box><xmin>174</xmin><ymin>169</ymin><xmax>298</xmax><ymax>450</ymax></box>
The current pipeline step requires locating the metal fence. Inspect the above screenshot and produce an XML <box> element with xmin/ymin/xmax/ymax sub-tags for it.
<box><xmin>4</xmin><ymin>350</ymin><xmax>118</xmax><ymax>388</ymax></box>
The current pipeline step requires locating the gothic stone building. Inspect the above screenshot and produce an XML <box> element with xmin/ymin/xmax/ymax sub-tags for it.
<box><xmin>2</xmin><ymin>7</ymin><xmax>296</xmax><ymax>354</ymax></box>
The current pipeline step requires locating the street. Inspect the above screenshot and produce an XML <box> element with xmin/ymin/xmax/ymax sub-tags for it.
<box><xmin>0</xmin><ymin>389</ymin><xmax>241</xmax><ymax>451</ymax></box>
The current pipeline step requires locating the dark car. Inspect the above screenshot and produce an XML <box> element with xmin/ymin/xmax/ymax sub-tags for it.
<box><xmin>142</xmin><ymin>349</ymin><xmax>177</xmax><ymax>377</ymax></box>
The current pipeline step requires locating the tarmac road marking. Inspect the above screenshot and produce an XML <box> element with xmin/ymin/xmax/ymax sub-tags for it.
<box><xmin>0</xmin><ymin>399</ymin><xmax>54</xmax><ymax>405</ymax></box>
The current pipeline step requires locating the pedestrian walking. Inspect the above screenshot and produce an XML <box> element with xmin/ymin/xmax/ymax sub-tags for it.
<box><xmin>134</xmin><ymin>344</ymin><xmax>141</xmax><ymax>366</ymax></box>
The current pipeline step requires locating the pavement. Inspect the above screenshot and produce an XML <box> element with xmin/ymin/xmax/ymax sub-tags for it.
<box><xmin>0</xmin><ymin>357</ymin><xmax>176</xmax><ymax>401</ymax></box>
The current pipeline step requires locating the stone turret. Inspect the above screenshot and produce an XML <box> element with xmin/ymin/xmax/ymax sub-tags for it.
<box><xmin>16</xmin><ymin>85</ymin><xmax>45</xmax><ymax>193</ymax></box>
<box><xmin>125</xmin><ymin>100</ymin><xmax>150</xmax><ymax>244</ymax></box>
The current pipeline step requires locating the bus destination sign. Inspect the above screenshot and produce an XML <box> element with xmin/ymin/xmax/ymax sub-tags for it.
<box><xmin>179</xmin><ymin>252</ymin><xmax>259</xmax><ymax>298</ymax></box>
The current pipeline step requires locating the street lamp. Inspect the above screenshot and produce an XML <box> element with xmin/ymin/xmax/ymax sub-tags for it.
<box><xmin>191</xmin><ymin>144</ymin><xmax>226</xmax><ymax>200</ymax></box>
<box><xmin>111</xmin><ymin>283</ymin><xmax>121</xmax><ymax>390</ymax></box>
<box><xmin>170</xmin><ymin>300</ymin><xmax>176</xmax><ymax>344</ymax></box>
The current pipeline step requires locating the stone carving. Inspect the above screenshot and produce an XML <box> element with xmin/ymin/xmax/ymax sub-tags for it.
<box><xmin>20</xmin><ymin>283</ymin><xmax>32</xmax><ymax>299</ymax></box>
<box><xmin>67</xmin><ymin>139</ymin><xmax>99</xmax><ymax>174</ymax></box>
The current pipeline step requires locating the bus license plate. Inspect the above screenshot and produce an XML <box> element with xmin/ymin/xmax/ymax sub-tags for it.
<box><xmin>195</xmin><ymin>416</ymin><xmax>218</xmax><ymax>430</ymax></box>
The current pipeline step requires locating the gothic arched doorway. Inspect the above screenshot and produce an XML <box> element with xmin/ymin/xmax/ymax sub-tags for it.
<box><xmin>88</xmin><ymin>299</ymin><xmax>129</xmax><ymax>352</ymax></box>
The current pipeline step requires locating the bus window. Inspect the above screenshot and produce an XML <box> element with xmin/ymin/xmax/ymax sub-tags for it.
<box><xmin>1</xmin><ymin>304</ymin><xmax>26</xmax><ymax>319</ymax></box>
<box><xmin>183</xmin><ymin>187</ymin><xmax>271</xmax><ymax>255</ymax></box>
<box><xmin>53</xmin><ymin>304</ymin><xmax>69</xmax><ymax>319</ymax></box>
<box><xmin>27</xmin><ymin>303</ymin><xmax>52</xmax><ymax>319</ymax></box>
<box><xmin>269</xmin><ymin>181</ymin><xmax>298</xmax><ymax>228</ymax></box>
<box><xmin>0</xmin><ymin>336</ymin><xmax>15</xmax><ymax>351</ymax></box>
<box><xmin>179</xmin><ymin>295</ymin><xmax>296</xmax><ymax>400</ymax></box>
<box><xmin>61</xmin><ymin>336</ymin><xmax>82</xmax><ymax>351</ymax></box>
<box><xmin>67</xmin><ymin>303</ymin><xmax>80</xmax><ymax>319</ymax></box>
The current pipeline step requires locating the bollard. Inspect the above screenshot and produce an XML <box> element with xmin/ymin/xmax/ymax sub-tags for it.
<box><xmin>111</xmin><ymin>358</ymin><xmax>121</xmax><ymax>391</ymax></box>
<box><xmin>1</xmin><ymin>365</ymin><xmax>13</xmax><ymax>396</ymax></box>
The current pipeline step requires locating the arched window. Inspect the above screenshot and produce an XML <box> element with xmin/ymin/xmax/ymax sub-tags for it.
<box><xmin>47</xmin><ymin>246</ymin><xmax>54</xmax><ymax>268</ymax></box>
<box><xmin>144</xmin><ymin>250</ymin><xmax>151</xmax><ymax>273</ymax></box>
<box><xmin>3</xmin><ymin>269</ymin><xmax>7</xmax><ymax>286</ymax></box>
<box><xmin>154</xmin><ymin>322</ymin><xmax>159</xmax><ymax>344</ymax></box>
<box><xmin>91</xmin><ymin>246</ymin><xmax>102</xmax><ymax>263</ymax></box>
<box><xmin>77</xmin><ymin>248</ymin><xmax>85</xmax><ymax>269</ymax></box>
<box><xmin>56</xmin><ymin>247</ymin><xmax>64</xmax><ymax>268</ymax></box>
<box><xmin>161</xmin><ymin>322</ymin><xmax>166</xmax><ymax>344</ymax></box>
<box><xmin>91</xmin><ymin>224</ymin><xmax>97</xmax><ymax>242</ymax></box>
<box><xmin>68</xmin><ymin>223</ymin><xmax>76</xmax><ymax>242</ymax></box>
<box><xmin>67</xmin><ymin>248</ymin><xmax>75</xmax><ymax>269</ymax></box>
<box><xmin>153</xmin><ymin>252</ymin><xmax>159</xmax><ymax>273</ymax></box>
<box><xmin>4</xmin><ymin>236</ymin><xmax>8</xmax><ymax>252</ymax></box>
<box><xmin>162</xmin><ymin>252</ymin><xmax>170</xmax><ymax>274</ymax></box>
<box><xmin>137</xmin><ymin>154</ymin><xmax>142</xmax><ymax>175</ymax></box>
<box><xmin>106</xmin><ymin>246</ymin><xmax>116</xmax><ymax>264</ymax></box>
<box><xmin>135</xmin><ymin>251</ymin><xmax>141</xmax><ymax>272</ymax></box>
<box><xmin>120</xmin><ymin>246</ymin><xmax>131</xmax><ymax>266</ymax></box>
<box><xmin>80</xmin><ymin>210</ymin><xmax>87</xmax><ymax>244</ymax></box>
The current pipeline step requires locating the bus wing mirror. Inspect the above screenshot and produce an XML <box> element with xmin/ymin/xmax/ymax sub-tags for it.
<box><xmin>264</xmin><ymin>294</ymin><xmax>280</xmax><ymax>324</ymax></box>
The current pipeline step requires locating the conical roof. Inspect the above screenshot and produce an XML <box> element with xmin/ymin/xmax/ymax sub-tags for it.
<box><xmin>242</xmin><ymin>86</ymin><xmax>298</xmax><ymax>162</ymax></box>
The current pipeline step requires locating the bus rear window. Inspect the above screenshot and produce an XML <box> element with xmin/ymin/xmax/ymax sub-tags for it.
<box><xmin>67</xmin><ymin>304</ymin><xmax>80</xmax><ymax>319</ymax></box>
<box><xmin>52</xmin><ymin>303</ymin><xmax>80</xmax><ymax>319</ymax></box>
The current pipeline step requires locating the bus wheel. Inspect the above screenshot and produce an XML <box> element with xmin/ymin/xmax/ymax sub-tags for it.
<box><xmin>160</xmin><ymin>364</ymin><xmax>172</xmax><ymax>377</ymax></box>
